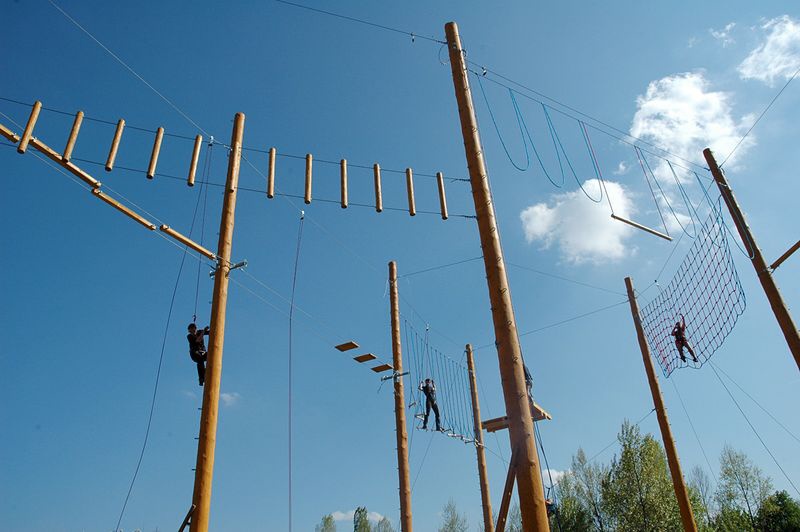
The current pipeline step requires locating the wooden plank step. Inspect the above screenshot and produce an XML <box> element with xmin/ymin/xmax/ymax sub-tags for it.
<box><xmin>335</xmin><ymin>341</ymin><xmax>359</xmax><ymax>352</ymax></box>
<box><xmin>371</xmin><ymin>363</ymin><xmax>393</xmax><ymax>373</ymax></box>
<box><xmin>353</xmin><ymin>353</ymin><xmax>377</xmax><ymax>363</ymax></box>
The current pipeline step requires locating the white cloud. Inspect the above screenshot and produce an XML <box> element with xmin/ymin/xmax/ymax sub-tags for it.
<box><xmin>181</xmin><ymin>390</ymin><xmax>198</xmax><ymax>400</ymax></box>
<box><xmin>613</xmin><ymin>161</ymin><xmax>629</xmax><ymax>175</ymax></box>
<box><xmin>630</xmin><ymin>71</ymin><xmax>754</xmax><ymax>170</ymax></box>
<box><xmin>220</xmin><ymin>392</ymin><xmax>241</xmax><ymax>407</ymax></box>
<box><xmin>739</xmin><ymin>15</ymin><xmax>800</xmax><ymax>86</ymax></box>
<box><xmin>543</xmin><ymin>469</ymin><xmax>568</xmax><ymax>487</ymax></box>
<box><xmin>331</xmin><ymin>510</ymin><xmax>386</xmax><ymax>523</ymax></box>
<box><xmin>520</xmin><ymin>179</ymin><xmax>636</xmax><ymax>264</ymax></box>
<box><xmin>710</xmin><ymin>22</ymin><xmax>737</xmax><ymax>47</ymax></box>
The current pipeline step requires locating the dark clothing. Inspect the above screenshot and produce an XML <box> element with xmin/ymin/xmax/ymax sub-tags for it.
<box><xmin>523</xmin><ymin>364</ymin><xmax>533</xmax><ymax>398</ymax></box>
<box><xmin>188</xmin><ymin>327</ymin><xmax>210</xmax><ymax>385</ymax></box>
<box><xmin>671</xmin><ymin>322</ymin><xmax>697</xmax><ymax>362</ymax></box>
<box><xmin>419</xmin><ymin>381</ymin><xmax>441</xmax><ymax>431</ymax></box>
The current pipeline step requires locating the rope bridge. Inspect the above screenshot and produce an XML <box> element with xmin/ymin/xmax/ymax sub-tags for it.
<box><xmin>402</xmin><ymin>318</ymin><xmax>475</xmax><ymax>442</ymax></box>
<box><xmin>639</xmin><ymin>209</ymin><xmax>746</xmax><ymax>377</ymax></box>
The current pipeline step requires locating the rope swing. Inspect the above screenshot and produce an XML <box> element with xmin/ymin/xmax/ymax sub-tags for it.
<box><xmin>638</xmin><ymin>208</ymin><xmax>746</xmax><ymax>377</ymax></box>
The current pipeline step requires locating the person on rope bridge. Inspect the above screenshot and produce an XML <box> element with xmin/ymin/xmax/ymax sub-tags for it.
<box><xmin>418</xmin><ymin>378</ymin><xmax>442</xmax><ymax>431</ymax></box>
<box><xmin>671</xmin><ymin>315</ymin><xmax>698</xmax><ymax>363</ymax></box>
<box><xmin>187</xmin><ymin>323</ymin><xmax>211</xmax><ymax>386</ymax></box>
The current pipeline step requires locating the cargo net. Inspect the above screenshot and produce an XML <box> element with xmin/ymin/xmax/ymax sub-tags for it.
<box><xmin>639</xmin><ymin>209</ymin><xmax>746</xmax><ymax>377</ymax></box>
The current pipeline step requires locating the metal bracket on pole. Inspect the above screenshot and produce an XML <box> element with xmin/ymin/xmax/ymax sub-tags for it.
<box><xmin>381</xmin><ymin>370</ymin><xmax>409</xmax><ymax>382</ymax></box>
<box><xmin>209</xmin><ymin>259</ymin><xmax>247</xmax><ymax>278</ymax></box>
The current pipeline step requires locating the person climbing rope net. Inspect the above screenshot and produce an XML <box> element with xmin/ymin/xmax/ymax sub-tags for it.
<box><xmin>418</xmin><ymin>378</ymin><xmax>442</xmax><ymax>431</ymax></box>
<box><xmin>670</xmin><ymin>315</ymin><xmax>698</xmax><ymax>363</ymax></box>
<box><xmin>187</xmin><ymin>323</ymin><xmax>210</xmax><ymax>386</ymax></box>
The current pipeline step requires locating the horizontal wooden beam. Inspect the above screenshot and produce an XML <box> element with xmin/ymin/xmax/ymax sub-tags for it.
<box><xmin>611</xmin><ymin>214</ymin><xmax>672</xmax><ymax>241</ymax></box>
<box><xmin>483</xmin><ymin>402</ymin><xmax>552</xmax><ymax>433</ymax></box>
<box><xmin>91</xmin><ymin>190</ymin><xmax>156</xmax><ymax>230</ymax></box>
<box><xmin>159</xmin><ymin>225</ymin><xmax>216</xmax><ymax>260</ymax></box>
<box><xmin>0</xmin><ymin>122</ymin><xmax>20</xmax><ymax>143</ymax></box>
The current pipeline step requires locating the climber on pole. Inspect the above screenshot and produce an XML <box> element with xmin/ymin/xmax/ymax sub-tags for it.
<box><xmin>187</xmin><ymin>322</ymin><xmax>211</xmax><ymax>386</ymax></box>
<box><xmin>671</xmin><ymin>315</ymin><xmax>698</xmax><ymax>363</ymax></box>
<box><xmin>419</xmin><ymin>378</ymin><xmax>441</xmax><ymax>431</ymax></box>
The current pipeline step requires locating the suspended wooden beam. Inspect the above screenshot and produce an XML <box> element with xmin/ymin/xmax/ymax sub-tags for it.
<box><xmin>187</xmin><ymin>134</ymin><xmax>203</xmax><ymax>187</ymax></box>
<box><xmin>17</xmin><ymin>100</ymin><xmax>42</xmax><ymax>154</ymax></box>
<box><xmin>62</xmin><ymin>111</ymin><xmax>84</xmax><ymax>163</ymax></box>
<box><xmin>611</xmin><ymin>213</ymin><xmax>672</xmax><ymax>241</ymax></box>
<box><xmin>482</xmin><ymin>402</ymin><xmax>552</xmax><ymax>433</ymax></box>
<box><xmin>495</xmin><ymin>446</ymin><xmax>518</xmax><ymax>532</ymax></box>
<box><xmin>335</xmin><ymin>341</ymin><xmax>359</xmax><ymax>352</ymax></box>
<box><xmin>29</xmin><ymin>137</ymin><xmax>101</xmax><ymax>189</ymax></box>
<box><xmin>405</xmin><ymin>167</ymin><xmax>416</xmax><ymax>217</ymax></box>
<box><xmin>436</xmin><ymin>171</ymin><xmax>448</xmax><ymax>220</ymax></box>
<box><xmin>147</xmin><ymin>126</ymin><xmax>164</xmax><ymax>179</ymax></box>
<box><xmin>353</xmin><ymin>353</ymin><xmax>377</xmax><ymax>363</ymax></box>
<box><xmin>371</xmin><ymin>363</ymin><xmax>394</xmax><ymax>373</ymax></box>
<box><xmin>340</xmin><ymin>158</ymin><xmax>348</xmax><ymax>208</ymax></box>
<box><xmin>267</xmin><ymin>147</ymin><xmax>276</xmax><ymax>198</ymax></box>
<box><xmin>304</xmin><ymin>153</ymin><xmax>313</xmax><ymax>204</ymax></box>
<box><xmin>373</xmin><ymin>163</ymin><xmax>383</xmax><ymax>213</ymax></box>
<box><xmin>771</xmin><ymin>240</ymin><xmax>800</xmax><ymax>271</ymax></box>
<box><xmin>105</xmin><ymin>119</ymin><xmax>125</xmax><ymax>172</ymax></box>
<box><xmin>91</xmin><ymin>189</ymin><xmax>156</xmax><ymax>230</ymax></box>
<box><xmin>159</xmin><ymin>224</ymin><xmax>216</xmax><ymax>260</ymax></box>
<box><xmin>0</xmin><ymin>123</ymin><xmax>20</xmax><ymax>143</ymax></box>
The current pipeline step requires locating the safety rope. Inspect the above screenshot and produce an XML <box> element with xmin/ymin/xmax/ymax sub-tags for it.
<box><xmin>287</xmin><ymin>212</ymin><xmax>305</xmax><ymax>532</ymax></box>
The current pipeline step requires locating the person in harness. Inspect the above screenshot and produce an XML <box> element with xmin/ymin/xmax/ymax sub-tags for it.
<box><xmin>671</xmin><ymin>315</ymin><xmax>698</xmax><ymax>363</ymax></box>
<box><xmin>419</xmin><ymin>378</ymin><xmax>442</xmax><ymax>431</ymax></box>
<box><xmin>187</xmin><ymin>323</ymin><xmax>210</xmax><ymax>386</ymax></box>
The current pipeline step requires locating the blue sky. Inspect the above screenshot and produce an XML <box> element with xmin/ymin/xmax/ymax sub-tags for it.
<box><xmin>1</xmin><ymin>1</ymin><xmax>799</xmax><ymax>531</ymax></box>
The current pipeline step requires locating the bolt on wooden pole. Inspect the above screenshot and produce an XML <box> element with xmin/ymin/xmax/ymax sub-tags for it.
<box><xmin>704</xmin><ymin>149</ymin><xmax>800</xmax><ymax>371</ymax></box>
<box><xmin>625</xmin><ymin>276</ymin><xmax>698</xmax><ymax>532</ymax></box>
<box><xmin>374</xmin><ymin>163</ymin><xmax>383</xmax><ymax>212</ymax></box>
<box><xmin>62</xmin><ymin>110</ymin><xmax>84</xmax><ymax>163</ymax></box>
<box><xmin>267</xmin><ymin>147</ymin><xmax>276</xmax><ymax>198</ymax></box>
<box><xmin>17</xmin><ymin>100</ymin><xmax>42</xmax><ymax>154</ymax></box>
<box><xmin>405</xmin><ymin>168</ymin><xmax>416</xmax><ymax>216</ymax></box>
<box><xmin>340</xmin><ymin>158</ymin><xmax>348</xmax><ymax>208</ymax></box>
<box><xmin>389</xmin><ymin>261</ymin><xmax>413</xmax><ymax>532</ymax></box>
<box><xmin>187</xmin><ymin>135</ymin><xmax>203</xmax><ymax>187</ymax></box>
<box><xmin>190</xmin><ymin>112</ymin><xmax>245</xmax><ymax>532</ymax></box>
<box><xmin>147</xmin><ymin>127</ymin><xmax>164</xmax><ymax>179</ymax></box>
<box><xmin>105</xmin><ymin>119</ymin><xmax>125</xmax><ymax>171</ymax></box>
<box><xmin>304</xmin><ymin>153</ymin><xmax>313</xmax><ymax>204</ymax></box>
<box><xmin>466</xmin><ymin>343</ymin><xmax>494</xmax><ymax>532</ymax></box>
<box><xmin>445</xmin><ymin>21</ymin><xmax>550</xmax><ymax>531</ymax></box>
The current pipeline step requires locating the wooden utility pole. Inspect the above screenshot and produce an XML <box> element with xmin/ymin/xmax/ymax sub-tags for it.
<box><xmin>704</xmin><ymin>149</ymin><xmax>800</xmax><ymax>371</ymax></box>
<box><xmin>190</xmin><ymin>112</ymin><xmax>245</xmax><ymax>532</ymax></box>
<box><xmin>445</xmin><ymin>21</ymin><xmax>550</xmax><ymax>531</ymax></box>
<box><xmin>625</xmin><ymin>277</ymin><xmax>698</xmax><ymax>532</ymax></box>
<box><xmin>389</xmin><ymin>261</ymin><xmax>413</xmax><ymax>532</ymax></box>
<box><xmin>466</xmin><ymin>344</ymin><xmax>494</xmax><ymax>532</ymax></box>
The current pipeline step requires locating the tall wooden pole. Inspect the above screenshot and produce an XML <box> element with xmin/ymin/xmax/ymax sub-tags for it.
<box><xmin>704</xmin><ymin>149</ymin><xmax>800</xmax><ymax>371</ymax></box>
<box><xmin>445</xmin><ymin>21</ymin><xmax>550</xmax><ymax>531</ymax></box>
<box><xmin>190</xmin><ymin>112</ymin><xmax>245</xmax><ymax>532</ymax></box>
<box><xmin>625</xmin><ymin>277</ymin><xmax>698</xmax><ymax>532</ymax></box>
<box><xmin>389</xmin><ymin>261</ymin><xmax>413</xmax><ymax>532</ymax></box>
<box><xmin>466</xmin><ymin>344</ymin><xmax>494</xmax><ymax>532</ymax></box>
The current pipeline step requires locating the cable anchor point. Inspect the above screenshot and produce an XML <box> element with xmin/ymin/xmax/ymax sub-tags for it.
<box><xmin>381</xmin><ymin>370</ymin><xmax>409</xmax><ymax>382</ymax></box>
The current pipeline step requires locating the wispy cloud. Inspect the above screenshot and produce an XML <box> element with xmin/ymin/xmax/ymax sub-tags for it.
<box><xmin>710</xmin><ymin>22</ymin><xmax>737</xmax><ymax>47</ymax></box>
<box><xmin>220</xmin><ymin>392</ymin><xmax>241</xmax><ymax>407</ymax></box>
<box><xmin>739</xmin><ymin>15</ymin><xmax>800</xmax><ymax>86</ymax></box>
<box><xmin>181</xmin><ymin>390</ymin><xmax>199</xmax><ymax>400</ymax></box>
<box><xmin>331</xmin><ymin>510</ymin><xmax>386</xmax><ymax>523</ymax></box>
<box><xmin>613</xmin><ymin>161</ymin><xmax>629</xmax><ymax>175</ymax></box>
<box><xmin>543</xmin><ymin>469</ymin><xmax>568</xmax><ymax>488</ymax></box>
<box><xmin>520</xmin><ymin>179</ymin><xmax>636</xmax><ymax>265</ymax></box>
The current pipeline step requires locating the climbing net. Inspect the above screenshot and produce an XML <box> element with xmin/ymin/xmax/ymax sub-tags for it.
<box><xmin>639</xmin><ymin>209</ymin><xmax>746</xmax><ymax>377</ymax></box>
<box><xmin>402</xmin><ymin>318</ymin><xmax>476</xmax><ymax>443</ymax></box>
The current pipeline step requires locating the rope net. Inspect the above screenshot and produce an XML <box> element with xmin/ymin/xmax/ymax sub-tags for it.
<box><xmin>639</xmin><ymin>209</ymin><xmax>746</xmax><ymax>377</ymax></box>
<box><xmin>402</xmin><ymin>318</ymin><xmax>476</xmax><ymax>443</ymax></box>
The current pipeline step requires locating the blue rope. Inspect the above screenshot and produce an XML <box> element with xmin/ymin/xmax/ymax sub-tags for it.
<box><xmin>476</xmin><ymin>75</ymin><xmax>530</xmax><ymax>171</ymax></box>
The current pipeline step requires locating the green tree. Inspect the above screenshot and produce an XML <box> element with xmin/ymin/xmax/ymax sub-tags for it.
<box><xmin>506</xmin><ymin>503</ymin><xmax>522</xmax><ymax>532</ymax></box>
<box><xmin>354</xmin><ymin>507</ymin><xmax>372</xmax><ymax>532</ymax></box>
<box><xmin>315</xmin><ymin>514</ymin><xmax>336</xmax><ymax>532</ymax></box>
<box><xmin>715</xmin><ymin>445</ymin><xmax>773</xmax><ymax>529</ymax></box>
<box><xmin>601</xmin><ymin>421</ymin><xmax>682</xmax><ymax>531</ymax></box>
<box><xmin>688</xmin><ymin>465</ymin><xmax>715</xmax><ymax>527</ymax></box>
<box><xmin>570</xmin><ymin>447</ymin><xmax>613</xmax><ymax>531</ymax></box>
<box><xmin>552</xmin><ymin>471</ymin><xmax>593</xmax><ymax>531</ymax></box>
<box><xmin>438</xmin><ymin>499</ymin><xmax>468</xmax><ymax>532</ymax></box>
<box><xmin>374</xmin><ymin>517</ymin><xmax>395</xmax><ymax>532</ymax></box>
<box><xmin>756</xmin><ymin>490</ymin><xmax>800</xmax><ymax>532</ymax></box>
